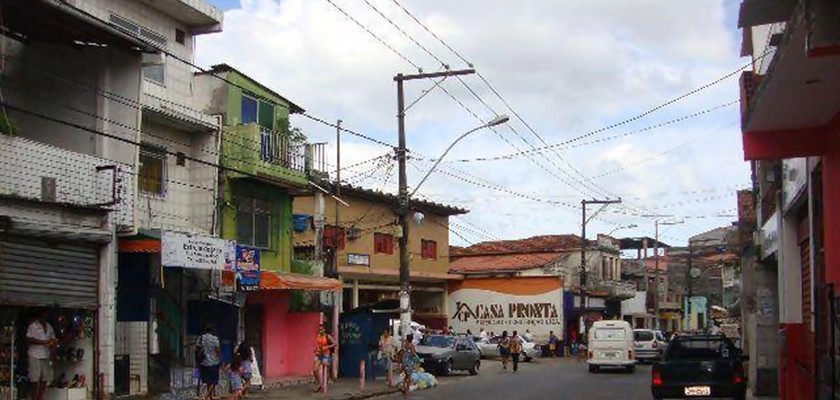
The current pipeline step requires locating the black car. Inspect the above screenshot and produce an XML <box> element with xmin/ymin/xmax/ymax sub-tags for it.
<box><xmin>415</xmin><ymin>335</ymin><xmax>481</xmax><ymax>376</ymax></box>
<box><xmin>652</xmin><ymin>335</ymin><xmax>748</xmax><ymax>400</ymax></box>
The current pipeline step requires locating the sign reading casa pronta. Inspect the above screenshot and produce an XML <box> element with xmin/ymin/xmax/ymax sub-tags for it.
<box><xmin>448</xmin><ymin>276</ymin><xmax>564</xmax><ymax>339</ymax></box>
<box><xmin>162</xmin><ymin>231</ymin><xmax>235</xmax><ymax>270</ymax></box>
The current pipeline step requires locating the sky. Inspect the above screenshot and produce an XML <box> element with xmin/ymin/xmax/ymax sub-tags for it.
<box><xmin>197</xmin><ymin>0</ymin><xmax>751</xmax><ymax>247</ymax></box>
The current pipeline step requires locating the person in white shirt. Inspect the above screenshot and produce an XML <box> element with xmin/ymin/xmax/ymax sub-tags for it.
<box><xmin>479</xmin><ymin>328</ymin><xmax>489</xmax><ymax>342</ymax></box>
<box><xmin>523</xmin><ymin>329</ymin><xmax>534</xmax><ymax>342</ymax></box>
<box><xmin>27</xmin><ymin>309</ymin><xmax>56</xmax><ymax>400</ymax></box>
<box><xmin>412</xmin><ymin>328</ymin><xmax>424</xmax><ymax>346</ymax></box>
<box><xmin>196</xmin><ymin>325</ymin><xmax>221</xmax><ymax>400</ymax></box>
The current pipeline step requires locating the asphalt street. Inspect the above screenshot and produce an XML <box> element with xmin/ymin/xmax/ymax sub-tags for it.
<box><xmin>379</xmin><ymin>358</ymin><xmax>653</xmax><ymax>400</ymax></box>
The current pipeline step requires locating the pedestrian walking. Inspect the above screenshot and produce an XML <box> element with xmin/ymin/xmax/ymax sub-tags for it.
<box><xmin>313</xmin><ymin>324</ymin><xmax>336</xmax><ymax>393</ymax></box>
<box><xmin>548</xmin><ymin>331</ymin><xmax>559</xmax><ymax>358</ymax></box>
<box><xmin>398</xmin><ymin>334</ymin><xmax>418</xmax><ymax>394</ymax></box>
<box><xmin>235</xmin><ymin>343</ymin><xmax>253</xmax><ymax>396</ymax></box>
<box><xmin>379</xmin><ymin>329</ymin><xmax>398</xmax><ymax>386</ymax></box>
<box><xmin>498</xmin><ymin>331</ymin><xmax>511</xmax><ymax>371</ymax></box>
<box><xmin>479</xmin><ymin>328</ymin><xmax>489</xmax><ymax>342</ymax></box>
<box><xmin>27</xmin><ymin>309</ymin><xmax>57</xmax><ymax>400</ymax></box>
<box><xmin>509</xmin><ymin>331</ymin><xmax>523</xmax><ymax>373</ymax></box>
<box><xmin>523</xmin><ymin>329</ymin><xmax>534</xmax><ymax>342</ymax></box>
<box><xmin>576</xmin><ymin>337</ymin><xmax>588</xmax><ymax>362</ymax></box>
<box><xmin>226</xmin><ymin>354</ymin><xmax>244</xmax><ymax>400</ymax></box>
<box><xmin>195</xmin><ymin>325</ymin><xmax>221</xmax><ymax>400</ymax></box>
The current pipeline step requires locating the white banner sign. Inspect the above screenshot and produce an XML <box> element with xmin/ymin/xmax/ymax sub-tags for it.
<box><xmin>161</xmin><ymin>231</ymin><xmax>235</xmax><ymax>270</ymax></box>
<box><xmin>449</xmin><ymin>277</ymin><xmax>563</xmax><ymax>339</ymax></box>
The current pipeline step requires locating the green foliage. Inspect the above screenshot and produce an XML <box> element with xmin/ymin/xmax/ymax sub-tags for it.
<box><xmin>0</xmin><ymin>111</ymin><xmax>17</xmax><ymax>135</ymax></box>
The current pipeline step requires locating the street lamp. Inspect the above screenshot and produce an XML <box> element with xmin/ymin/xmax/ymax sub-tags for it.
<box><xmin>410</xmin><ymin>115</ymin><xmax>509</xmax><ymax>197</ymax></box>
<box><xmin>607</xmin><ymin>224</ymin><xmax>638</xmax><ymax>236</ymax></box>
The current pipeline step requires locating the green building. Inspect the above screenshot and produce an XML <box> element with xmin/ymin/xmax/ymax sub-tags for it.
<box><xmin>194</xmin><ymin>64</ymin><xmax>322</xmax><ymax>273</ymax></box>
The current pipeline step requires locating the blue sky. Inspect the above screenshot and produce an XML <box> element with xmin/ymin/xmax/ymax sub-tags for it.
<box><xmin>195</xmin><ymin>0</ymin><xmax>750</xmax><ymax>247</ymax></box>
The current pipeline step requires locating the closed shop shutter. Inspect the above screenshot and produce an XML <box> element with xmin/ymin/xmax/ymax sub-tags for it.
<box><xmin>0</xmin><ymin>236</ymin><xmax>99</xmax><ymax>309</ymax></box>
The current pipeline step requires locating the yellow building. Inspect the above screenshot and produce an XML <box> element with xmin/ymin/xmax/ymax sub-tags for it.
<box><xmin>292</xmin><ymin>184</ymin><xmax>466</xmax><ymax>329</ymax></box>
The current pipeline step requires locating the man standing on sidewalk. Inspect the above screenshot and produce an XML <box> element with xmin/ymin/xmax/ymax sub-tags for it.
<box><xmin>27</xmin><ymin>309</ymin><xmax>56</xmax><ymax>400</ymax></box>
<box><xmin>509</xmin><ymin>331</ymin><xmax>523</xmax><ymax>373</ymax></box>
<box><xmin>196</xmin><ymin>325</ymin><xmax>221</xmax><ymax>400</ymax></box>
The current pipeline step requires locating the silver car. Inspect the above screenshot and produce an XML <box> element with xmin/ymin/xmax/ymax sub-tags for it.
<box><xmin>632</xmin><ymin>329</ymin><xmax>667</xmax><ymax>362</ymax></box>
<box><xmin>476</xmin><ymin>336</ymin><xmax>541</xmax><ymax>362</ymax></box>
<box><xmin>416</xmin><ymin>335</ymin><xmax>481</xmax><ymax>376</ymax></box>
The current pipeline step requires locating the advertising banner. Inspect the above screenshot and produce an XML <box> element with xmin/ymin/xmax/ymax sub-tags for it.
<box><xmin>161</xmin><ymin>231</ymin><xmax>235</xmax><ymax>270</ymax></box>
<box><xmin>236</xmin><ymin>245</ymin><xmax>260</xmax><ymax>291</ymax></box>
<box><xmin>449</xmin><ymin>277</ymin><xmax>564</xmax><ymax>338</ymax></box>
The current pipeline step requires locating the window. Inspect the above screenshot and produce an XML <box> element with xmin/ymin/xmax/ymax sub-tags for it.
<box><xmin>236</xmin><ymin>197</ymin><xmax>271</xmax><ymax>248</ymax></box>
<box><xmin>421</xmin><ymin>240</ymin><xmax>437</xmax><ymax>260</ymax></box>
<box><xmin>323</xmin><ymin>226</ymin><xmax>346</xmax><ymax>250</ymax></box>
<box><xmin>139</xmin><ymin>144</ymin><xmax>166</xmax><ymax>195</ymax></box>
<box><xmin>241</xmin><ymin>95</ymin><xmax>258</xmax><ymax>124</ymax></box>
<box><xmin>175</xmin><ymin>29</ymin><xmax>186</xmax><ymax>45</ymax></box>
<box><xmin>374</xmin><ymin>233</ymin><xmax>394</xmax><ymax>255</ymax></box>
<box><xmin>109</xmin><ymin>14</ymin><xmax>167</xmax><ymax>85</ymax></box>
<box><xmin>258</xmin><ymin>101</ymin><xmax>275</xmax><ymax>129</ymax></box>
<box><xmin>592</xmin><ymin>328</ymin><xmax>626</xmax><ymax>340</ymax></box>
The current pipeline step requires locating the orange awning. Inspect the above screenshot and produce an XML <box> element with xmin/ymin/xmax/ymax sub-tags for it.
<box><xmin>259</xmin><ymin>271</ymin><xmax>342</xmax><ymax>291</ymax></box>
<box><xmin>118</xmin><ymin>239</ymin><xmax>161</xmax><ymax>253</ymax></box>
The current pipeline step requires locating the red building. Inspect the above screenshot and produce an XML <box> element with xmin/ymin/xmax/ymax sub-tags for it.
<box><xmin>737</xmin><ymin>1</ymin><xmax>840</xmax><ymax>398</ymax></box>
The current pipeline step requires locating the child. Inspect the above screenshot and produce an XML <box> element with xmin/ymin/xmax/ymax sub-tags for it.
<box><xmin>228</xmin><ymin>355</ymin><xmax>244</xmax><ymax>400</ymax></box>
<box><xmin>237</xmin><ymin>345</ymin><xmax>252</xmax><ymax>396</ymax></box>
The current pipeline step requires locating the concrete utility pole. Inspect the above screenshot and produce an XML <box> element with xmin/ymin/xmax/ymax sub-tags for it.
<box><xmin>395</xmin><ymin>68</ymin><xmax>476</xmax><ymax>339</ymax></box>
<box><xmin>652</xmin><ymin>219</ymin><xmax>683</xmax><ymax>331</ymax></box>
<box><xmin>579</xmin><ymin>198</ymin><xmax>621</xmax><ymax>335</ymax></box>
<box><xmin>332</xmin><ymin>119</ymin><xmax>341</xmax><ymax>379</ymax></box>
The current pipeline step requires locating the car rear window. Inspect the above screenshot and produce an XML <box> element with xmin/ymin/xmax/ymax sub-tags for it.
<box><xmin>634</xmin><ymin>331</ymin><xmax>654</xmax><ymax>341</ymax></box>
<box><xmin>665</xmin><ymin>338</ymin><xmax>736</xmax><ymax>360</ymax></box>
<box><xmin>593</xmin><ymin>328</ymin><xmax>626</xmax><ymax>340</ymax></box>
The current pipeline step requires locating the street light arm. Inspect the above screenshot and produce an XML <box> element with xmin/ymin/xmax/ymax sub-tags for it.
<box><xmin>410</xmin><ymin>116</ymin><xmax>508</xmax><ymax>197</ymax></box>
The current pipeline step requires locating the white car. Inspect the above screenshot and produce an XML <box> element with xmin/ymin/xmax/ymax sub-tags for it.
<box><xmin>476</xmin><ymin>336</ymin><xmax>541</xmax><ymax>362</ymax></box>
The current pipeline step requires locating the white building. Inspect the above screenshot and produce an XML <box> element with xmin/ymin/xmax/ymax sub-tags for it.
<box><xmin>0</xmin><ymin>0</ymin><xmax>223</xmax><ymax>398</ymax></box>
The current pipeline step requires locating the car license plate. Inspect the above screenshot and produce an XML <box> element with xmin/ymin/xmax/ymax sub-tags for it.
<box><xmin>684</xmin><ymin>386</ymin><xmax>711</xmax><ymax>396</ymax></box>
<box><xmin>604</xmin><ymin>352</ymin><xmax>617</xmax><ymax>358</ymax></box>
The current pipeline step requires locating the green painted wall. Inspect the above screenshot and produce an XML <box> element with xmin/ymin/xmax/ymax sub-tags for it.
<box><xmin>220</xmin><ymin>178</ymin><xmax>293</xmax><ymax>273</ymax></box>
<box><xmin>220</xmin><ymin>124</ymin><xmax>308</xmax><ymax>186</ymax></box>
<box><xmin>223</xmin><ymin>72</ymin><xmax>291</xmax><ymax>132</ymax></box>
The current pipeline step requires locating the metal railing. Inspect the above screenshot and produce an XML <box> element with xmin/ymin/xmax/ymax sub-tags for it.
<box><xmin>258</xmin><ymin>127</ymin><xmax>326</xmax><ymax>175</ymax></box>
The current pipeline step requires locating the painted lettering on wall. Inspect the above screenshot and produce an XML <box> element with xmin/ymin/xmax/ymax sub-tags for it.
<box><xmin>452</xmin><ymin>301</ymin><xmax>560</xmax><ymax>326</ymax></box>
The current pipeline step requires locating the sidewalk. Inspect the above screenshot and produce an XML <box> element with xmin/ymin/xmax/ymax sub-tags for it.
<box><xmin>249</xmin><ymin>378</ymin><xmax>399</xmax><ymax>400</ymax></box>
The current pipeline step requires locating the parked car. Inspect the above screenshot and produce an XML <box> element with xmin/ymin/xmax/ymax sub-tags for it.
<box><xmin>416</xmin><ymin>335</ymin><xmax>481</xmax><ymax>376</ymax></box>
<box><xmin>651</xmin><ymin>334</ymin><xmax>747</xmax><ymax>400</ymax></box>
<box><xmin>476</xmin><ymin>335</ymin><xmax>541</xmax><ymax>362</ymax></box>
<box><xmin>587</xmin><ymin>320</ymin><xmax>636</xmax><ymax>373</ymax></box>
<box><xmin>633</xmin><ymin>329</ymin><xmax>668</xmax><ymax>362</ymax></box>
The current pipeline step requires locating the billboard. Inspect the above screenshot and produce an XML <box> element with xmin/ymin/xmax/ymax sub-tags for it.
<box><xmin>236</xmin><ymin>245</ymin><xmax>260</xmax><ymax>292</ymax></box>
<box><xmin>161</xmin><ymin>231</ymin><xmax>235</xmax><ymax>270</ymax></box>
<box><xmin>448</xmin><ymin>277</ymin><xmax>564</xmax><ymax>339</ymax></box>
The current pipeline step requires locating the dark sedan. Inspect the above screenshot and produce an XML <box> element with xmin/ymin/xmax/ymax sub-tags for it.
<box><xmin>652</xmin><ymin>335</ymin><xmax>747</xmax><ymax>400</ymax></box>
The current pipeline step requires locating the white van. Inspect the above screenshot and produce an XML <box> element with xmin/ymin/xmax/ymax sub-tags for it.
<box><xmin>586</xmin><ymin>320</ymin><xmax>635</xmax><ymax>373</ymax></box>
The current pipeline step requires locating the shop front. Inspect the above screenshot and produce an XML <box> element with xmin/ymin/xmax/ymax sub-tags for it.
<box><xmin>247</xmin><ymin>271</ymin><xmax>341</xmax><ymax>382</ymax></box>
<box><xmin>116</xmin><ymin>230</ymin><xmax>241</xmax><ymax>398</ymax></box>
<box><xmin>0</xmin><ymin>235</ymin><xmax>103</xmax><ymax>400</ymax></box>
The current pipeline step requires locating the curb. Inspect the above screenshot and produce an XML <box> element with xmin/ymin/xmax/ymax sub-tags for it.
<box><xmin>344</xmin><ymin>388</ymin><xmax>401</xmax><ymax>400</ymax></box>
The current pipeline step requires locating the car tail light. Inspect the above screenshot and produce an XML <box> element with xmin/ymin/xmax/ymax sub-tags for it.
<box><xmin>628</xmin><ymin>350</ymin><xmax>633</xmax><ymax>359</ymax></box>
<box><xmin>588</xmin><ymin>350</ymin><xmax>592</xmax><ymax>359</ymax></box>
<box><xmin>652</xmin><ymin>368</ymin><xmax>663</xmax><ymax>386</ymax></box>
<box><xmin>652</xmin><ymin>341</ymin><xmax>658</xmax><ymax>349</ymax></box>
<box><xmin>734</xmin><ymin>364</ymin><xmax>745</xmax><ymax>384</ymax></box>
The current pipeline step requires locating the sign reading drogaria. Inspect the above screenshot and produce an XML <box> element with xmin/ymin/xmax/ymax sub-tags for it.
<box><xmin>448</xmin><ymin>277</ymin><xmax>564</xmax><ymax>339</ymax></box>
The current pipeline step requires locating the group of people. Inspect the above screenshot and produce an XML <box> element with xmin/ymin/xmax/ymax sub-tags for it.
<box><xmin>195</xmin><ymin>325</ymin><xmax>254</xmax><ymax>400</ymax></box>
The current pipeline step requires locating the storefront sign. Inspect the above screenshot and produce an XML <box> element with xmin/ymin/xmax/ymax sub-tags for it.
<box><xmin>236</xmin><ymin>245</ymin><xmax>260</xmax><ymax>292</ymax></box>
<box><xmin>782</xmin><ymin>158</ymin><xmax>807</xmax><ymax>212</ymax></box>
<box><xmin>759</xmin><ymin>209</ymin><xmax>779</xmax><ymax>260</ymax></box>
<box><xmin>449</xmin><ymin>277</ymin><xmax>563</xmax><ymax>337</ymax></box>
<box><xmin>347</xmin><ymin>253</ymin><xmax>370</xmax><ymax>266</ymax></box>
<box><xmin>161</xmin><ymin>231</ymin><xmax>235</xmax><ymax>270</ymax></box>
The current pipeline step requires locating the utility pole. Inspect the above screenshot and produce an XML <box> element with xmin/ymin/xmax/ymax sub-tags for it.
<box><xmin>579</xmin><ymin>198</ymin><xmax>621</xmax><ymax>336</ymax></box>
<box><xmin>652</xmin><ymin>219</ymin><xmax>682</xmax><ymax>331</ymax></box>
<box><xmin>686</xmin><ymin>241</ymin><xmax>693</xmax><ymax>331</ymax></box>
<box><xmin>395</xmin><ymin>68</ymin><xmax>476</xmax><ymax>339</ymax></box>
<box><xmin>332</xmin><ymin>119</ymin><xmax>341</xmax><ymax>380</ymax></box>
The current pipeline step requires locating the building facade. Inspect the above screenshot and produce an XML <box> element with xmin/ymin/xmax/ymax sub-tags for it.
<box><xmin>293</xmin><ymin>185</ymin><xmax>466</xmax><ymax>330</ymax></box>
<box><xmin>738</xmin><ymin>0</ymin><xmax>840</xmax><ymax>398</ymax></box>
<box><xmin>449</xmin><ymin>234</ymin><xmax>634</xmax><ymax>344</ymax></box>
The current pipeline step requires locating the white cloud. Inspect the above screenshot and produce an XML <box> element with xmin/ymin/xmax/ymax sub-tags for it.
<box><xmin>197</xmin><ymin>0</ymin><xmax>750</xmax><ymax>246</ymax></box>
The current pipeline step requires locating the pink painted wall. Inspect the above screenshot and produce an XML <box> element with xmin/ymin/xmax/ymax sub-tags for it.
<box><xmin>248</xmin><ymin>291</ymin><xmax>321</xmax><ymax>379</ymax></box>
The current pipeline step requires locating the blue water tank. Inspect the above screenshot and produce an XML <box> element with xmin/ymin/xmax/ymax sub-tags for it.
<box><xmin>292</xmin><ymin>214</ymin><xmax>310</xmax><ymax>232</ymax></box>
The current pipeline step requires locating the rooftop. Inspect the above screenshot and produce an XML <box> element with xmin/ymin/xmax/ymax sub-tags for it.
<box><xmin>451</xmin><ymin>234</ymin><xmax>587</xmax><ymax>256</ymax></box>
<box><xmin>309</xmin><ymin>183</ymin><xmax>468</xmax><ymax>217</ymax></box>
<box><xmin>448</xmin><ymin>252</ymin><xmax>561</xmax><ymax>274</ymax></box>
<box><xmin>198</xmin><ymin>64</ymin><xmax>306</xmax><ymax>114</ymax></box>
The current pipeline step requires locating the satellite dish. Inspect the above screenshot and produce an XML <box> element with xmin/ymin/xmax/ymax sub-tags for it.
<box><xmin>413</xmin><ymin>211</ymin><xmax>425</xmax><ymax>225</ymax></box>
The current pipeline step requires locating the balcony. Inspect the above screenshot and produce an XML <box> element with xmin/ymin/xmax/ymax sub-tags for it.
<box><xmin>0</xmin><ymin>134</ymin><xmax>135</xmax><ymax>232</ymax></box>
<box><xmin>142</xmin><ymin>92</ymin><xmax>219</xmax><ymax>133</ymax></box>
<box><xmin>585</xmin><ymin>272</ymin><xmax>636</xmax><ymax>300</ymax></box>
<box><xmin>221</xmin><ymin>124</ymin><xmax>326</xmax><ymax>187</ymax></box>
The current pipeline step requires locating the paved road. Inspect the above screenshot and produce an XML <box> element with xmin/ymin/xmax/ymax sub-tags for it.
<box><xmin>380</xmin><ymin>358</ymin><xmax>653</xmax><ymax>400</ymax></box>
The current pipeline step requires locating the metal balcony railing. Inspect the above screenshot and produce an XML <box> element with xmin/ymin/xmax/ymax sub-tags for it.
<box><xmin>259</xmin><ymin>127</ymin><xmax>326</xmax><ymax>175</ymax></box>
<box><xmin>0</xmin><ymin>134</ymin><xmax>135</xmax><ymax>231</ymax></box>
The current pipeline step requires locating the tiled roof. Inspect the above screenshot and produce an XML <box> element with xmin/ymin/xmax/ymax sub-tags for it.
<box><xmin>450</xmin><ymin>234</ymin><xmax>585</xmax><ymax>256</ymax></box>
<box><xmin>336</xmin><ymin>184</ymin><xmax>468</xmax><ymax>216</ymax></box>
<box><xmin>448</xmin><ymin>252</ymin><xmax>561</xmax><ymax>273</ymax></box>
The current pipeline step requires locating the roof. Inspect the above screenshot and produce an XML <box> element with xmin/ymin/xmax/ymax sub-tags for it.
<box><xmin>448</xmin><ymin>252</ymin><xmax>561</xmax><ymax>274</ymax></box>
<box><xmin>333</xmin><ymin>183</ymin><xmax>468</xmax><ymax>217</ymax></box>
<box><xmin>199</xmin><ymin>64</ymin><xmax>305</xmax><ymax>114</ymax></box>
<box><xmin>451</xmin><ymin>235</ymin><xmax>585</xmax><ymax>256</ymax></box>
<box><xmin>619</xmin><ymin>236</ymin><xmax>671</xmax><ymax>250</ymax></box>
